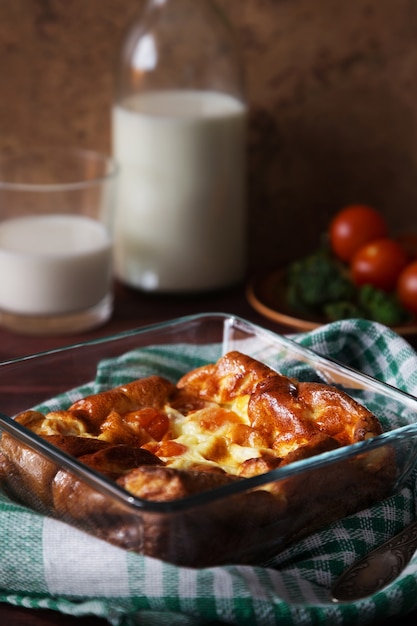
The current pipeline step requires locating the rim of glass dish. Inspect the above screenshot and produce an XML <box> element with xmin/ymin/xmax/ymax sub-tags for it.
<box><xmin>0</xmin><ymin>146</ymin><xmax>119</xmax><ymax>192</ymax></box>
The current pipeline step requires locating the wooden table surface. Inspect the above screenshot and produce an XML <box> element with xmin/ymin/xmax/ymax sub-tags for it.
<box><xmin>1</xmin><ymin>280</ymin><xmax>417</xmax><ymax>626</ymax></box>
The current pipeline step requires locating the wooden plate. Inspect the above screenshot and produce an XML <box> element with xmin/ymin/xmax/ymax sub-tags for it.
<box><xmin>246</xmin><ymin>268</ymin><xmax>417</xmax><ymax>336</ymax></box>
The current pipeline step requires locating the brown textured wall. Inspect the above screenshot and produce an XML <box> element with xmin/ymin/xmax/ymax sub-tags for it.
<box><xmin>1</xmin><ymin>0</ymin><xmax>417</xmax><ymax>271</ymax></box>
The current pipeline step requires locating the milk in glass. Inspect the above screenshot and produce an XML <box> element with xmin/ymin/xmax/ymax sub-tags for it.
<box><xmin>0</xmin><ymin>214</ymin><xmax>112</xmax><ymax>315</ymax></box>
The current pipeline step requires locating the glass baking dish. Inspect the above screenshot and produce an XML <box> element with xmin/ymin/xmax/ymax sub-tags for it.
<box><xmin>1</xmin><ymin>312</ymin><xmax>417</xmax><ymax>568</ymax></box>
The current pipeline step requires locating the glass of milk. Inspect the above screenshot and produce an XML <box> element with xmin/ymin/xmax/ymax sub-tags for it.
<box><xmin>0</xmin><ymin>147</ymin><xmax>118</xmax><ymax>335</ymax></box>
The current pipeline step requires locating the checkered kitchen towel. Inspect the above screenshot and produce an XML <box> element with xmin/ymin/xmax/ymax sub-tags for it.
<box><xmin>1</xmin><ymin>318</ymin><xmax>417</xmax><ymax>626</ymax></box>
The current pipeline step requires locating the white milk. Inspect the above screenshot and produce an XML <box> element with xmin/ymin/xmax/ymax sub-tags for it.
<box><xmin>0</xmin><ymin>214</ymin><xmax>112</xmax><ymax>315</ymax></box>
<box><xmin>112</xmin><ymin>90</ymin><xmax>247</xmax><ymax>292</ymax></box>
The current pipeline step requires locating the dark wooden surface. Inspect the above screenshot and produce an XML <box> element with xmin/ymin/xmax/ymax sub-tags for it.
<box><xmin>1</xmin><ymin>279</ymin><xmax>416</xmax><ymax>626</ymax></box>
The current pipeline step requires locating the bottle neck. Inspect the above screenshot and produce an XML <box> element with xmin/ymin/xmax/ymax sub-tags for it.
<box><xmin>115</xmin><ymin>0</ymin><xmax>245</xmax><ymax>103</ymax></box>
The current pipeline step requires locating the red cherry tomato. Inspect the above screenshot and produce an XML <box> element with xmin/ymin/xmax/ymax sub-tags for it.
<box><xmin>397</xmin><ymin>260</ymin><xmax>417</xmax><ymax>315</ymax></box>
<box><xmin>351</xmin><ymin>238</ymin><xmax>408</xmax><ymax>291</ymax></box>
<box><xmin>329</xmin><ymin>204</ymin><xmax>388</xmax><ymax>262</ymax></box>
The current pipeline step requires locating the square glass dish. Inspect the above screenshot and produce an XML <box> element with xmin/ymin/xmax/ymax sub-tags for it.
<box><xmin>1</xmin><ymin>312</ymin><xmax>417</xmax><ymax>568</ymax></box>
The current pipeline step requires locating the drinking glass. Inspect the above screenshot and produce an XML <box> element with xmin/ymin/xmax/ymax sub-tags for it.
<box><xmin>0</xmin><ymin>147</ymin><xmax>118</xmax><ymax>335</ymax></box>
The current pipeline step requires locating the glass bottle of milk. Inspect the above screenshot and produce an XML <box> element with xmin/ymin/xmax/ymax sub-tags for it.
<box><xmin>113</xmin><ymin>0</ymin><xmax>247</xmax><ymax>292</ymax></box>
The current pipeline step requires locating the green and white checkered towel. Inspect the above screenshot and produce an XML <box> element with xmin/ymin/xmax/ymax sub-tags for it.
<box><xmin>1</xmin><ymin>318</ymin><xmax>417</xmax><ymax>626</ymax></box>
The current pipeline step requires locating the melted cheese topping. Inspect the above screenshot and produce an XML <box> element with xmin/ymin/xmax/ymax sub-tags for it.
<box><xmin>158</xmin><ymin>403</ymin><xmax>267</xmax><ymax>473</ymax></box>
